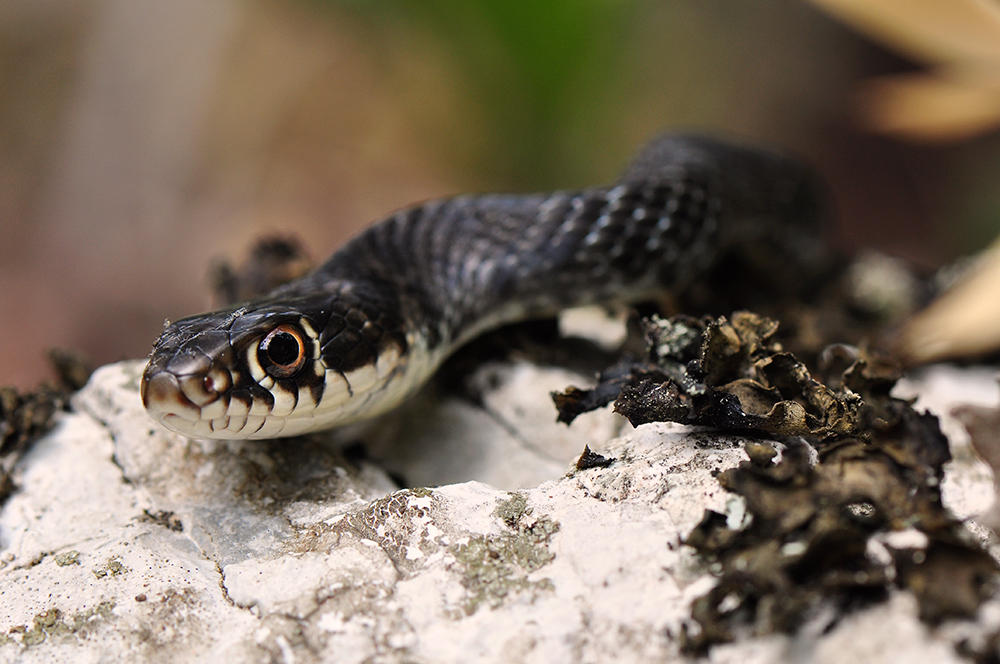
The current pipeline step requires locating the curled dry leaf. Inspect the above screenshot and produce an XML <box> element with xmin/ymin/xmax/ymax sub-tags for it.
<box><xmin>553</xmin><ymin>312</ymin><xmax>894</xmax><ymax>441</ymax></box>
<box><xmin>210</xmin><ymin>235</ymin><xmax>314</xmax><ymax>308</ymax></box>
<box><xmin>854</xmin><ymin>71</ymin><xmax>1000</xmax><ymax>141</ymax></box>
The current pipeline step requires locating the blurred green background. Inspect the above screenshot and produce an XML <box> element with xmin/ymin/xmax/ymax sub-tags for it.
<box><xmin>1</xmin><ymin>0</ymin><xmax>997</xmax><ymax>387</ymax></box>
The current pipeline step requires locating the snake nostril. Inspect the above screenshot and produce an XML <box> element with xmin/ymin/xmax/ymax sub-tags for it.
<box><xmin>206</xmin><ymin>366</ymin><xmax>232</xmax><ymax>394</ymax></box>
<box><xmin>179</xmin><ymin>374</ymin><xmax>216</xmax><ymax>407</ymax></box>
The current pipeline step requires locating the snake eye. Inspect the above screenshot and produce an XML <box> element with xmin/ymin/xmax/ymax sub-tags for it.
<box><xmin>259</xmin><ymin>324</ymin><xmax>307</xmax><ymax>378</ymax></box>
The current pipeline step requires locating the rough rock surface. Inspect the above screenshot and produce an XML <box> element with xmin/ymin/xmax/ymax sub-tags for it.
<box><xmin>0</xmin><ymin>359</ymin><xmax>998</xmax><ymax>663</ymax></box>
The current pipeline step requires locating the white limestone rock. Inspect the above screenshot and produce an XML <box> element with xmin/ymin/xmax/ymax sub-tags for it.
<box><xmin>358</xmin><ymin>359</ymin><xmax>628</xmax><ymax>490</ymax></box>
<box><xmin>0</xmin><ymin>358</ymin><xmax>997</xmax><ymax>663</ymax></box>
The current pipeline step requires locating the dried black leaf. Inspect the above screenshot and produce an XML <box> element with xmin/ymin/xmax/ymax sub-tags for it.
<box><xmin>0</xmin><ymin>385</ymin><xmax>67</xmax><ymax>503</ymax></box>
<box><xmin>551</xmin><ymin>356</ymin><xmax>666</xmax><ymax>424</ymax></box>
<box><xmin>210</xmin><ymin>235</ymin><xmax>313</xmax><ymax>307</ymax></box>
<box><xmin>575</xmin><ymin>446</ymin><xmax>614</xmax><ymax>470</ymax></box>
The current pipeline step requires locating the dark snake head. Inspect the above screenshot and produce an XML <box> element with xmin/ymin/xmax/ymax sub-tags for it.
<box><xmin>141</xmin><ymin>292</ymin><xmax>410</xmax><ymax>439</ymax></box>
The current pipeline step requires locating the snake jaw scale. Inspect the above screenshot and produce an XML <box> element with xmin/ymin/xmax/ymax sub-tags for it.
<box><xmin>198</xmin><ymin>398</ymin><xmax>228</xmax><ymax>421</ymax></box>
<box><xmin>251</xmin><ymin>416</ymin><xmax>286</xmax><ymax>439</ymax></box>
<box><xmin>226</xmin><ymin>391</ymin><xmax>251</xmax><ymax>419</ymax></box>
<box><xmin>247</xmin><ymin>393</ymin><xmax>272</xmax><ymax>417</ymax></box>
<box><xmin>376</xmin><ymin>345</ymin><xmax>402</xmax><ymax>380</ymax></box>
<box><xmin>344</xmin><ymin>365</ymin><xmax>378</xmax><ymax>394</ymax></box>
<box><xmin>242</xmin><ymin>415</ymin><xmax>266</xmax><ymax>437</ymax></box>
<box><xmin>320</xmin><ymin>370</ymin><xmax>352</xmax><ymax>406</ymax></box>
<box><xmin>269</xmin><ymin>385</ymin><xmax>298</xmax><ymax>418</ymax></box>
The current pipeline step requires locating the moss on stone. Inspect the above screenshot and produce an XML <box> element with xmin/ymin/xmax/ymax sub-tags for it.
<box><xmin>452</xmin><ymin>494</ymin><xmax>560</xmax><ymax>614</ymax></box>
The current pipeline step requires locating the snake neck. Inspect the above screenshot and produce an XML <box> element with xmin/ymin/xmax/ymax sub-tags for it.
<box><xmin>268</xmin><ymin>135</ymin><xmax>824</xmax><ymax>412</ymax></box>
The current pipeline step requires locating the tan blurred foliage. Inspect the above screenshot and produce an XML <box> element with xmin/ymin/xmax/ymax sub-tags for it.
<box><xmin>5</xmin><ymin>0</ymin><xmax>992</xmax><ymax>385</ymax></box>
<box><xmin>3</xmin><ymin>0</ymin><xmax>876</xmax><ymax>388</ymax></box>
<box><xmin>804</xmin><ymin>0</ymin><xmax>1000</xmax><ymax>362</ymax></box>
<box><xmin>807</xmin><ymin>0</ymin><xmax>1000</xmax><ymax>141</ymax></box>
<box><xmin>903</xmin><ymin>238</ymin><xmax>1000</xmax><ymax>363</ymax></box>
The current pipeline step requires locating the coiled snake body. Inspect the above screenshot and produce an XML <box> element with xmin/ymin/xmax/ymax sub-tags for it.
<box><xmin>141</xmin><ymin>135</ymin><xmax>822</xmax><ymax>439</ymax></box>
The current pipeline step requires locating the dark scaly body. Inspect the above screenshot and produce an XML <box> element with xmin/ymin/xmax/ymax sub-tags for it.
<box><xmin>141</xmin><ymin>135</ymin><xmax>823</xmax><ymax>439</ymax></box>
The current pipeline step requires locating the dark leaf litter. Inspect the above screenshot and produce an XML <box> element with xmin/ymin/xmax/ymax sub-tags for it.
<box><xmin>553</xmin><ymin>311</ymin><xmax>999</xmax><ymax>655</ymax></box>
<box><xmin>1</xmin><ymin>350</ymin><xmax>91</xmax><ymax>503</ymax></box>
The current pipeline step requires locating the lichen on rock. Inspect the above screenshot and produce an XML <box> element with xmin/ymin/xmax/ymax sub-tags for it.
<box><xmin>450</xmin><ymin>492</ymin><xmax>560</xmax><ymax>614</ymax></box>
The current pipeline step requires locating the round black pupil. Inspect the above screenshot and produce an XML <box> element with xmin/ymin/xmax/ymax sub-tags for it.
<box><xmin>266</xmin><ymin>333</ymin><xmax>300</xmax><ymax>366</ymax></box>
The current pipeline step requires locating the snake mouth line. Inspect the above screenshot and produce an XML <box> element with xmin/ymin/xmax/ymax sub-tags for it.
<box><xmin>142</xmin><ymin>370</ymin><xmax>283</xmax><ymax>439</ymax></box>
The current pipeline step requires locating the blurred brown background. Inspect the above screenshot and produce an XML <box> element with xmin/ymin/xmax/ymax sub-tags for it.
<box><xmin>2</xmin><ymin>0</ymin><xmax>999</xmax><ymax>388</ymax></box>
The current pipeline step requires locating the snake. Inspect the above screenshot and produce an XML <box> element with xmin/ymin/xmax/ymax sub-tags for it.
<box><xmin>141</xmin><ymin>135</ymin><xmax>823</xmax><ymax>440</ymax></box>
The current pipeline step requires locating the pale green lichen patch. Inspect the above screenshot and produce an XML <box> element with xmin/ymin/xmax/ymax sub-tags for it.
<box><xmin>2</xmin><ymin>602</ymin><xmax>116</xmax><ymax>647</ymax></box>
<box><xmin>492</xmin><ymin>492</ymin><xmax>528</xmax><ymax>528</ymax></box>
<box><xmin>54</xmin><ymin>550</ymin><xmax>81</xmax><ymax>566</ymax></box>
<box><xmin>451</xmin><ymin>495</ymin><xmax>560</xmax><ymax>615</ymax></box>
<box><xmin>93</xmin><ymin>556</ymin><xmax>127</xmax><ymax>579</ymax></box>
